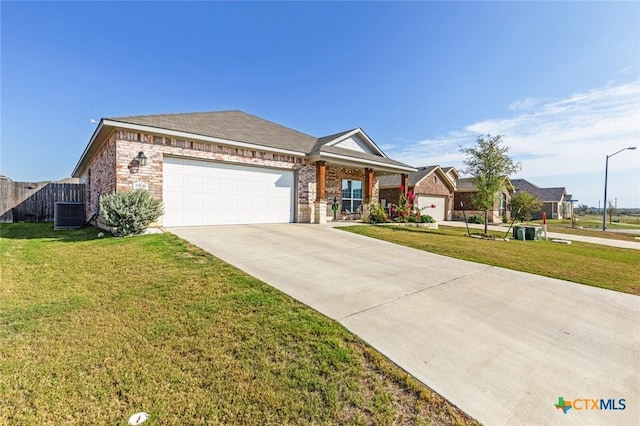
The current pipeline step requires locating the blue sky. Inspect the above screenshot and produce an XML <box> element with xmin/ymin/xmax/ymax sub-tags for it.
<box><xmin>2</xmin><ymin>1</ymin><xmax>639</xmax><ymax>207</ymax></box>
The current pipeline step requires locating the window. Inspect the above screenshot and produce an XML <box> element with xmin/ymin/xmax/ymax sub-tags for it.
<box><xmin>342</xmin><ymin>179</ymin><xmax>363</xmax><ymax>212</ymax></box>
<box><xmin>499</xmin><ymin>193</ymin><xmax>507</xmax><ymax>216</ymax></box>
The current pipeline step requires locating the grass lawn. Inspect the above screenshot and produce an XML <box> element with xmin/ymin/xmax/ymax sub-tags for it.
<box><xmin>522</xmin><ymin>217</ymin><xmax>640</xmax><ymax>242</ymax></box>
<box><xmin>0</xmin><ymin>223</ymin><xmax>476</xmax><ymax>425</ymax></box>
<box><xmin>340</xmin><ymin>225</ymin><xmax>640</xmax><ymax>295</ymax></box>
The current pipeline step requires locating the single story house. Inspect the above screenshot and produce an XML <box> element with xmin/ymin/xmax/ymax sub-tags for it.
<box><xmin>510</xmin><ymin>179</ymin><xmax>573</xmax><ymax>219</ymax></box>
<box><xmin>72</xmin><ymin>110</ymin><xmax>415</xmax><ymax>227</ymax></box>
<box><xmin>453</xmin><ymin>177</ymin><xmax>512</xmax><ymax>224</ymax></box>
<box><xmin>377</xmin><ymin>166</ymin><xmax>457</xmax><ymax>222</ymax></box>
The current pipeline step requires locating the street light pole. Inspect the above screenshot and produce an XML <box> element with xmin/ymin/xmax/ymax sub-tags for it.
<box><xmin>602</xmin><ymin>146</ymin><xmax>637</xmax><ymax>231</ymax></box>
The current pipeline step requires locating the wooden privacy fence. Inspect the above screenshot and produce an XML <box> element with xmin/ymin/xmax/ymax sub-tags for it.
<box><xmin>0</xmin><ymin>178</ymin><xmax>86</xmax><ymax>223</ymax></box>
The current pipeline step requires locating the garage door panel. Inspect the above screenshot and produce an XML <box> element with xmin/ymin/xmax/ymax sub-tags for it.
<box><xmin>184</xmin><ymin>176</ymin><xmax>204</xmax><ymax>191</ymax></box>
<box><xmin>163</xmin><ymin>157</ymin><xmax>294</xmax><ymax>227</ymax></box>
<box><xmin>416</xmin><ymin>195</ymin><xmax>446</xmax><ymax>222</ymax></box>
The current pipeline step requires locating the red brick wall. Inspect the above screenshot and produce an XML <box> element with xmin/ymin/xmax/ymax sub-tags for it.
<box><xmin>79</xmin><ymin>133</ymin><xmax>117</xmax><ymax>218</ymax></box>
<box><xmin>379</xmin><ymin>188</ymin><xmax>401</xmax><ymax>206</ymax></box>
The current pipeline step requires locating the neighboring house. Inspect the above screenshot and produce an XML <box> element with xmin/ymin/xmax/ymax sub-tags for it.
<box><xmin>453</xmin><ymin>177</ymin><xmax>512</xmax><ymax>224</ymax></box>
<box><xmin>511</xmin><ymin>179</ymin><xmax>573</xmax><ymax>220</ymax></box>
<box><xmin>71</xmin><ymin>110</ymin><xmax>415</xmax><ymax>227</ymax></box>
<box><xmin>441</xmin><ymin>167</ymin><xmax>460</xmax><ymax>186</ymax></box>
<box><xmin>377</xmin><ymin>166</ymin><xmax>457</xmax><ymax>222</ymax></box>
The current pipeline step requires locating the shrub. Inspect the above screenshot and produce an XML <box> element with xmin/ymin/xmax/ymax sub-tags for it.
<box><xmin>390</xmin><ymin>186</ymin><xmax>423</xmax><ymax>223</ymax></box>
<box><xmin>99</xmin><ymin>190</ymin><xmax>164</xmax><ymax>236</ymax></box>
<box><xmin>419</xmin><ymin>214</ymin><xmax>435</xmax><ymax>223</ymax></box>
<box><xmin>467</xmin><ymin>215</ymin><xmax>484</xmax><ymax>224</ymax></box>
<box><xmin>367</xmin><ymin>203</ymin><xmax>388</xmax><ymax>223</ymax></box>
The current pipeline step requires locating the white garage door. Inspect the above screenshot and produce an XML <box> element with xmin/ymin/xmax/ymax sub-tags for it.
<box><xmin>163</xmin><ymin>157</ymin><xmax>294</xmax><ymax>227</ymax></box>
<box><xmin>416</xmin><ymin>195</ymin><xmax>447</xmax><ymax>222</ymax></box>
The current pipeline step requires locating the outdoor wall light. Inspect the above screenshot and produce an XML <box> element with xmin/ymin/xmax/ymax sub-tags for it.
<box><xmin>128</xmin><ymin>152</ymin><xmax>148</xmax><ymax>174</ymax></box>
<box><xmin>137</xmin><ymin>151</ymin><xmax>148</xmax><ymax>167</ymax></box>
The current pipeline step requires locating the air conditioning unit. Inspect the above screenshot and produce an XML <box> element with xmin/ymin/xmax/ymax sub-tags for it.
<box><xmin>54</xmin><ymin>202</ymin><xmax>85</xmax><ymax>230</ymax></box>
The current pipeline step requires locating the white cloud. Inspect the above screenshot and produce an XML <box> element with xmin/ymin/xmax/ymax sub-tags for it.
<box><xmin>387</xmin><ymin>80</ymin><xmax>640</xmax><ymax>206</ymax></box>
<box><xmin>508</xmin><ymin>97</ymin><xmax>545</xmax><ymax>111</ymax></box>
<box><xmin>614</xmin><ymin>66</ymin><xmax>633</xmax><ymax>75</ymax></box>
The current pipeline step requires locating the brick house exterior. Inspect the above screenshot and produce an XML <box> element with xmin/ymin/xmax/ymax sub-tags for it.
<box><xmin>377</xmin><ymin>166</ymin><xmax>457</xmax><ymax>221</ymax></box>
<box><xmin>510</xmin><ymin>179</ymin><xmax>572</xmax><ymax>220</ymax></box>
<box><xmin>72</xmin><ymin>111</ymin><xmax>413</xmax><ymax>227</ymax></box>
<box><xmin>452</xmin><ymin>178</ymin><xmax>513</xmax><ymax>224</ymax></box>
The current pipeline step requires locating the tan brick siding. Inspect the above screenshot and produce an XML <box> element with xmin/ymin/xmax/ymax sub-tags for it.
<box><xmin>114</xmin><ymin>130</ymin><xmax>300</xmax><ymax>202</ymax></box>
<box><xmin>414</xmin><ymin>174</ymin><xmax>454</xmax><ymax>219</ymax></box>
<box><xmin>80</xmin><ymin>128</ymin><xmax>388</xmax><ymax>224</ymax></box>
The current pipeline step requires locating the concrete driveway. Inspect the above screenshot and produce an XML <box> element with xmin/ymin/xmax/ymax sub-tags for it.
<box><xmin>169</xmin><ymin>224</ymin><xmax>639</xmax><ymax>425</ymax></box>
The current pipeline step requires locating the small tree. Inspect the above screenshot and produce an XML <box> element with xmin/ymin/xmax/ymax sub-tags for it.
<box><xmin>510</xmin><ymin>191</ymin><xmax>542</xmax><ymax>222</ymax></box>
<box><xmin>607</xmin><ymin>200</ymin><xmax>616</xmax><ymax>224</ymax></box>
<box><xmin>559</xmin><ymin>203</ymin><xmax>569</xmax><ymax>223</ymax></box>
<box><xmin>576</xmin><ymin>204</ymin><xmax>589</xmax><ymax>215</ymax></box>
<box><xmin>460</xmin><ymin>135</ymin><xmax>521</xmax><ymax>235</ymax></box>
<box><xmin>100</xmin><ymin>190</ymin><xmax>164</xmax><ymax>236</ymax></box>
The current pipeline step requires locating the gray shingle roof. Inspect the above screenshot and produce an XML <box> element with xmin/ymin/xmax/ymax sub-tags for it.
<box><xmin>318</xmin><ymin>146</ymin><xmax>411</xmax><ymax>168</ymax></box>
<box><xmin>106</xmin><ymin>111</ymin><xmax>410</xmax><ymax>170</ymax></box>
<box><xmin>456</xmin><ymin>177</ymin><xmax>515</xmax><ymax>192</ymax></box>
<box><xmin>108</xmin><ymin>110</ymin><xmax>318</xmax><ymax>153</ymax></box>
<box><xmin>511</xmin><ymin>179</ymin><xmax>566</xmax><ymax>202</ymax></box>
<box><xmin>454</xmin><ymin>177</ymin><xmax>477</xmax><ymax>192</ymax></box>
<box><xmin>377</xmin><ymin>166</ymin><xmax>439</xmax><ymax>188</ymax></box>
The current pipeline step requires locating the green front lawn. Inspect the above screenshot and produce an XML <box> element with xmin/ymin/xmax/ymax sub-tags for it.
<box><xmin>0</xmin><ymin>223</ymin><xmax>475</xmax><ymax>425</ymax></box>
<box><xmin>340</xmin><ymin>225</ymin><xmax>640</xmax><ymax>295</ymax></box>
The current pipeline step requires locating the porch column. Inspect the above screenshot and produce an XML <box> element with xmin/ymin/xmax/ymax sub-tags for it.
<box><xmin>314</xmin><ymin>161</ymin><xmax>327</xmax><ymax>224</ymax></box>
<box><xmin>400</xmin><ymin>174</ymin><xmax>409</xmax><ymax>195</ymax></box>
<box><xmin>315</xmin><ymin>161</ymin><xmax>326</xmax><ymax>201</ymax></box>
<box><xmin>364</xmin><ymin>168</ymin><xmax>374</xmax><ymax>202</ymax></box>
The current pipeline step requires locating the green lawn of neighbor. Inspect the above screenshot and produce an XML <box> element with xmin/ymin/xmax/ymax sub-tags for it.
<box><xmin>523</xmin><ymin>216</ymin><xmax>640</xmax><ymax>241</ymax></box>
<box><xmin>0</xmin><ymin>223</ymin><xmax>476</xmax><ymax>425</ymax></box>
<box><xmin>340</xmin><ymin>225</ymin><xmax>640</xmax><ymax>295</ymax></box>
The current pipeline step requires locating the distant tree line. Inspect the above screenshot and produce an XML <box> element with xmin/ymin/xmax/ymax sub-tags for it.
<box><xmin>575</xmin><ymin>205</ymin><xmax>640</xmax><ymax>216</ymax></box>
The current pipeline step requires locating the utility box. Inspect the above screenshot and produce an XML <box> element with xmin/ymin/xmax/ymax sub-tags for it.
<box><xmin>513</xmin><ymin>225</ymin><xmax>541</xmax><ymax>241</ymax></box>
<box><xmin>54</xmin><ymin>202</ymin><xmax>85</xmax><ymax>230</ymax></box>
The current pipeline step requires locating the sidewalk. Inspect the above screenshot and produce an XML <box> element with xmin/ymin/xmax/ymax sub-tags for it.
<box><xmin>440</xmin><ymin>221</ymin><xmax>640</xmax><ymax>250</ymax></box>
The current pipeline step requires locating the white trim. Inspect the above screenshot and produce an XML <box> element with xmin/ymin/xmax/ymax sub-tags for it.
<box><xmin>103</xmin><ymin>119</ymin><xmax>307</xmax><ymax>157</ymax></box>
<box><xmin>324</xmin><ymin>128</ymin><xmax>387</xmax><ymax>158</ymax></box>
<box><xmin>319</xmin><ymin>152</ymin><xmax>416</xmax><ymax>172</ymax></box>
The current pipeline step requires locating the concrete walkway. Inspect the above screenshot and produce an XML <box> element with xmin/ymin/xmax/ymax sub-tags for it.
<box><xmin>169</xmin><ymin>224</ymin><xmax>639</xmax><ymax>425</ymax></box>
<box><xmin>441</xmin><ymin>221</ymin><xmax>640</xmax><ymax>250</ymax></box>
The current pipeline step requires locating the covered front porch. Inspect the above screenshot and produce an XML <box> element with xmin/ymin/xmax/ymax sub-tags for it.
<box><xmin>299</xmin><ymin>159</ymin><xmax>414</xmax><ymax>224</ymax></box>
